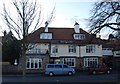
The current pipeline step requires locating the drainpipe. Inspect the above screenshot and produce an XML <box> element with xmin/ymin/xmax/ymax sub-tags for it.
<box><xmin>79</xmin><ymin>45</ymin><xmax>81</xmax><ymax>70</ymax></box>
<box><xmin>79</xmin><ymin>45</ymin><xmax>81</xmax><ymax>57</ymax></box>
<box><xmin>48</xmin><ymin>41</ymin><xmax>51</xmax><ymax>63</ymax></box>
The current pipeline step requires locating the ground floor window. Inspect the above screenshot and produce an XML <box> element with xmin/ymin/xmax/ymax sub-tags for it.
<box><xmin>61</xmin><ymin>58</ymin><xmax>76</xmax><ymax>67</ymax></box>
<box><xmin>54</xmin><ymin>59</ymin><xmax>61</xmax><ymax>64</ymax></box>
<box><xmin>83</xmin><ymin>58</ymin><xmax>98</xmax><ymax>67</ymax></box>
<box><xmin>26</xmin><ymin>58</ymin><xmax>42</xmax><ymax>69</ymax></box>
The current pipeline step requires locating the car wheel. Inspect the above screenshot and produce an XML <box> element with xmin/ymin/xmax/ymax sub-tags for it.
<box><xmin>49</xmin><ymin>72</ymin><xmax>54</xmax><ymax>76</ymax></box>
<box><xmin>107</xmin><ymin>70</ymin><xmax>110</xmax><ymax>74</ymax></box>
<box><xmin>92</xmin><ymin>71</ymin><xmax>96</xmax><ymax>75</ymax></box>
<box><xmin>68</xmin><ymin>71</ymin><xmax>72</xmax><ymax>76</ymax></box>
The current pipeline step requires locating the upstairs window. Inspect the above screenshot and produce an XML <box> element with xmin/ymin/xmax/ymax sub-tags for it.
<box><xmin>74</xmin><ymin>34</ymin><xmax>85</xmax><ymax>40</ymax></box>
<box><xmin>102</xmin><ymin>48</ymin><xmax>113</xmax><ymax>50</ymax></box>
<box><xmin>86</xmin><ymin>45</ymin><xmax>95</xmax><ymax>53</ymax></box>
<box><xmin>52</xmin><ymin>45</ymin><xmax>58</xmax><ymax>53</ymax></box>
<box><xmin>115</xmin><ymin>51</ymin><xmax>120</xmax><ymax>56</ymax></box>
<box><xmin>40</xmin><ymin>33</ymin><xmax>52</xmax><ymax>39</ymax></box>
<box><xmin>68</xmin><ymin>45</ymin><xmax>76</xmax><ymax>53</ymax></box>
<box><xmin>102</xmin><ymin>48</ymin><xmax>106</xmax><ymax>50</ymax></box>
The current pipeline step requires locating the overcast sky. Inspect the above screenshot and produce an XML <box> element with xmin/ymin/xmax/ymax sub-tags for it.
<box><xmin>0</xmin><ymin>0</ymin><xmax>113</xmax><ymax>39</ymax></box>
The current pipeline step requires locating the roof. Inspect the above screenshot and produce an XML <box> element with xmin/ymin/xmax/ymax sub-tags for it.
<box><xmin>27</xmin><ymin>27</ymin><xmax>103</xmax><ymax>45</ymax></box>
<box><xmin>101</xmin><ymin>39</ymin><xmax>120</xmax><ymax>51</ymax></box>
<box><xmin>107</xmin><ymin>39</ymin><xmax>120</xmax><ymax>51</ymax></box>
<box><xmin>1</xmin><ymin>31</ymin><xmax>17</xmax><ymax>44</ymax></box>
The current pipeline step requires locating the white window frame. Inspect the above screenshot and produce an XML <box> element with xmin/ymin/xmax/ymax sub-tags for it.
<box><xmin>27</xmin><ymin>46</ymin><xmax>40</xmax><ymax>54</ymax></box>
<box><xmin>52</xmin><ymin>45</ymin><xmax>58</xmax><ymax>53</ymax></box>
<box><xmin>74</xmin><ymin>34</ymin><xmax>85</xmax><ymax>40</ymax></box>
<box><xmin>61</xmin><ymin>58</ymin><xmax>76</xmax><ymax>67</ymax></box>
<box><xmin>40</xmin><ymin>33</ymin><xmax>52</xmax><ymax>39</ymax></box>
<box><xmin>86</xmin><ymin>45</ymin><xmax>95</xmax><ymax>53</ymax></box>
<box><xmin>83</xmin><ymin>58</ymin><xmax>98</xmax><ymax>67</ymax></box>
<box><xmin>68</xmin><ymin>45</ymin><xmax>76</xmax><ymax>53</ymax></box>
<box><xmin>26</xmin><ymin>58</ymin><xmax>42</xmax><ymax>69</ymax></box>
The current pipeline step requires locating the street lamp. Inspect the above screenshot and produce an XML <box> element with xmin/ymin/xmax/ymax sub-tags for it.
<box><xmin>14</xmin><ymin>59</ymin><xmax>18</xmax><ymax>65</ymax></box>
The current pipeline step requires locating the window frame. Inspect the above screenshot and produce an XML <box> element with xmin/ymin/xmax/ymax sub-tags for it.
<box><xmin>68</xmin><ymin>45</ymin><xmax>76</xmax><ymax>53</ymax></box>
<box><xmin>61</xmin><ymin>58</ymin><xmax>76</xmax><ymax>67</ymax></box>
<box><xmin>73</xmin><ymin>34</ymin><xmax>85</xmax><ymax>40</ymax></box>
<box><xmin>83</xmin><ymin>58</ymin><xmax>98</xmax><ymax>67</ymax></box>
<box><xmin>52</xmin><ymin>45</ymin><xmax>58</xmax><ymax>53</ymax></box>
<box><xmin>26</xmin><ymin>58</ymin><xmax>42</xmax><ymax>69</ymax></box>
<box><xmin>86</xmin><ymin>45</ymin><xmax>95</xmax><ymax>53</ymax></box>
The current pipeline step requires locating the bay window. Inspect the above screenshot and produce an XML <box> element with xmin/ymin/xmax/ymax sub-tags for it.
<box><xmin>84</xmin><ymin>58</ymin><xmax>98</xmax><ymax>67</ymax></box>
<box><xmin>61</xmin><ymin>58</ymin><xmax>75</xmax><ymax>67</ymax></box>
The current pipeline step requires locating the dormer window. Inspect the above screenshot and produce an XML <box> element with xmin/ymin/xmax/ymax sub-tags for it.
<box><xmin>73</xmin><ymin>34</ymin><xmax>85</xmax><ymax>40</ymax></box>
<box><xmin>40</xmin><ymin>33</ymin><xmax>52</xmax><ymax>39</ymax></box>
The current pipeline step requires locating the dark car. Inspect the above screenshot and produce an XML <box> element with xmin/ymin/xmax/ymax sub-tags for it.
<box><xmin>88</xmin><ymin>64</ymin><xmax>112</xmax><ymax>75</ymax></box>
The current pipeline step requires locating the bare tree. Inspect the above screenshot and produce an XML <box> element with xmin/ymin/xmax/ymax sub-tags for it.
<box><xmin>88</xmin><ymin>0</ymin><xmax>120</xmax><ymax>36</ymax></box>
<box><xmin>2</xmin><ymin>0</ymin><xmax>43</xmax><ymax>76</ymax></box>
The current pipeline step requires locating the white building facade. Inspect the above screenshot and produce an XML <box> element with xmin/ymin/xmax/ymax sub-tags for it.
<box><xmin>26</xmin><ymin>22</ymin><xmax>107</xmax><ymax>70</ymax></box>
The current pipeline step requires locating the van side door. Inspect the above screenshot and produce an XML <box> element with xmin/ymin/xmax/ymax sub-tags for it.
<box><xmin>54</xmin><ymin>65</ymin><xmax>63</xmax><ymax>75</ymax></box>
<box><xmin>63</xmin><ymin>65</ymin><xmax>69</xmax><ymax>74</ymax></box>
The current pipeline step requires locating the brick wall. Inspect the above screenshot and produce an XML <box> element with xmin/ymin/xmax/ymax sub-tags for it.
<box><xmin>2</xmin><ymin>64</ymin><xmax>22</xmax><ymax>74</ymax></box>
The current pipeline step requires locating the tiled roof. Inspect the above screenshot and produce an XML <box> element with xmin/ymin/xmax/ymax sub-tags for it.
<box><xmin>27</xmin><ymin>27</ymin><xmax>103</xmax><ymax>45</ymax></box>
<box><xmin>101</xmin><ymin>39</ymin><xmax>120</xmax><ymax>50</ymax></box>
<box><xmin>107</xmin><ymin>39</ymin><xmax>120</xmax><ymax>50</ymax></box>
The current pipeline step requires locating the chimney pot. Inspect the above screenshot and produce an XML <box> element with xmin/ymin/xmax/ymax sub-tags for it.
<box><xmin>45</xmin><ymin>21</ymin><xmax>48</xmax><ymax>32</ymax></box>
<box><xmin>74</xmin><ymin>22</ymin><xmax>80</xmax><ymax>33</ymax></box>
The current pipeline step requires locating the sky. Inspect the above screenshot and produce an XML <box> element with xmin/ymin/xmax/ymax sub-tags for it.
<box><xmin>0</xmin><ymin>0</ymin><xmax>112</xmax><ymax>39</ymax></box>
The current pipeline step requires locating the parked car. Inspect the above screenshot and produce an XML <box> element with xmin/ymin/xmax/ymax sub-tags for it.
<box><xmin>45</xmin><ymin>64</ymin><xmax>75</xmax><ymax>76</ymax></box>
<box><xmin>88</xmin><ymin>64</ymin><xmax>112</xmax><ymax>75</ymax></box>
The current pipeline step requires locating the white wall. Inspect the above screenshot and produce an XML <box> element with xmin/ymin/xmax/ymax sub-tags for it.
<box><xmin>26</xmin><ymin>43</ymin><xmax>49</xmax><ymax>54</ymax></box>
<box><xmin>26</xmin><ymin>43</ymin><xmax>103</xmax><ymax>58</ymax></box>
<box><xmin>80</xmin><ymin>44</ymin><xmax>102</xmax><ymax>57</ymax></box>
<box><xmin>51</xmin><ymin>44</ymin><xmax>79</xmax><ymax>57</ymax></box>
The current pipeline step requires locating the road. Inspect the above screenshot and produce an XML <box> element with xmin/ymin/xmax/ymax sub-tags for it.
<box><xmin>1</xmin><ymin>71</ymin><xmax>120</xmax><ymax>83</ymax></box>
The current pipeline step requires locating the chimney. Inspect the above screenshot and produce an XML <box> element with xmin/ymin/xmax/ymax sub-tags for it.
<box><xmin>45</xmin><ymin>21</ymin><xmax>48</xmax><ymax>32</ymax></box>
<box><xmin>74</xmin><ymin>22</ymin><xmax>80</xmax><ymax>33</ymax></box>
